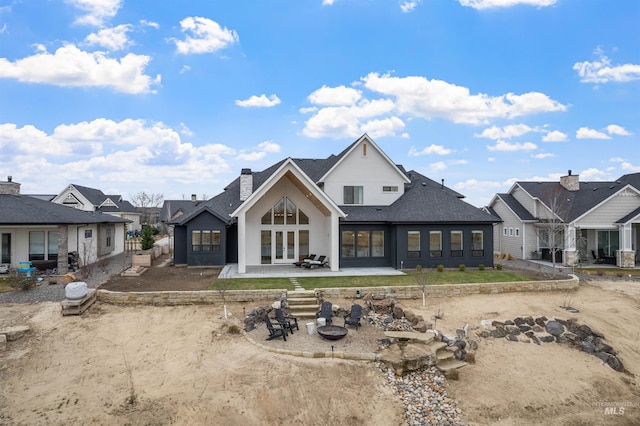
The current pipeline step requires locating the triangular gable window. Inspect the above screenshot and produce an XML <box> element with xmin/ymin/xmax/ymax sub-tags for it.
<box><xmin>261</xmin><ymin>197</ymin><xmax>308</xmax><ymax>225</ymax></box>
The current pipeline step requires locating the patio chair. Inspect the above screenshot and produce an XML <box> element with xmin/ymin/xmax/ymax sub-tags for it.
<box><xmin>275</xmin><ymin>308</ymin><xmax>299</xmax><ymax>334</ymax></box>
<box><xmin>592</xmin><ymin>250</ymin><xmax>604</xmax><ymax>264</ymax></box>
<box><xmin>318</xmin><ymin>301</ymin><xmax>333</xmax><ymax>325</ymax></box>
<box><xmin>303</xmin><ymin>255</ymin><xmax>328</xmax><ymax>269</ymax></box>
<box><xmin>343</xmin><ymin>304</ymin><xmax>363</xmax><ymax>330</ymax></box>
<box><xmin>264</xmin><ymin>316</ymin><xmax>287</xmax><ymax>341</ymax></box>
<box><xmin>293</xmin><ymin>254</ymin><xmax>316</xmax><ymax>267</ymax></box>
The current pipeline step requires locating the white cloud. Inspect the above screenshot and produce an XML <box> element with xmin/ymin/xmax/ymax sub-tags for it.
<box><xmin>85</xmin><ymin>24</ymin><xmax>132</xmax><ymax>50</ymax></box>
<box><xmin>179</xmin><ymin>123</ymin><xmax>193</xmax><ymax>136</ymax></box>
<box><xmin>458</xmin><ymin>0</ymin><xmax>556</xmax><ymax>9</ymax></box>
<box><xmin>0</xmin><ymin>118</ymin><xmax>238</xmax><ymax>193</ymax></box>
<box><xmin>574</xmin><ymin>50</ymin><xmax>640</xmax><ymax>84</ymax></box>
<box><xmin>0</xmin><ymin>44</ymin><xmax>159</xmax><ymax>94</ymax></box>
<box><xmin>236</xmin><ymin>140</ymin><xmax>281</xmax><ymax>161</ymax></box>
<box><xmin>140</xmin><ymin>20</ymin><xmax>159</xmax><ymax>29</ymax></box>
<box><xmin>301</xmin><ymin>98</ymin><xmax>395</xmax><ymax>139</ymax></box>
<box><xmin>429</xmin><ymin>162</ymin><xmax>447</xmax><ymax>172</ymax></box>
<box><xmin>66</xmin><ymin>0</ymin><xmax>122</xmax><ymax>26</ymax></box>
<box><xmin>308</xmin><ymin>85</ymin><xmax>362</xmax><ymax>106</ymax></box>
<box><xmin>486</xmin><ymin>140</ymin><xmax>537</xmax><ymax>151</ymax></box>
<box><xmin>408</xmin><ymin>144</ymin><xmax>452</xmax><ymax>156</ymax></box>
<box><xmin>532</xmin><ymin>153</ymin><xmax>554</xmax><ymax>159</ymax></box>
<box><xmin>360</xmin><ymin>116</ymin><xmax>405</xmax><ymax>138</ymax></box>
<box><xmin>322</xmin><ymin>0</ymin><xmax>336</xmax><ymax>5</ymax></box>
<box><xmin>606</xmin><ymin>124</ymin><xmax>631</xmax><ymax>136</ymax></box>
<box><xmin>235</xmin><ymin>94</ymin><xmax>281</xmax><ymax>108</ymax></box>
<box><xmin>476</xmin><ymin>124</ymin><xmax>537</xmax><ymax>140</ymax></box>
<box><xmin>174</xmin><ymin>17</ymin><xmax>239</xmax><ymax>55</ymax></box>
<box><xmin>542</xmin><ymin>130</ymin><xmax>568</xmax><ymax>142</ymax></box>
<box><xmin>576</xmin><ymin>127</ymin><xmax>610</xmax><ymax>140</ymax></box>
<box><xmin>362</xmin><ymin>73</ymin><xmax>566</xmax><ymax>124</ymax></box>
<box><xmin>180</xmin><ymin>65</ymin><xmax>191</xmax><ymax>74</ymax></box>
<box><xmin>400</xmin><ymin>1</ymin><xmax>421</xmax><ymax>13</ymax></box>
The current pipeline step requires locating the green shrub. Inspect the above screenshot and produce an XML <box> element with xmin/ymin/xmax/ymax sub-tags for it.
<box><xmin>437</xmin><ymin>264</ymin><xmax>444</xmax><ymax>272</ymax></box>
<box><xmin>496</xmin><ymin>263</ymin><xmax>503</xmax><ymax>270</ymax></box>
<box><xmin>140</xmin><ymin>224</ymin><xmax>155</xmax><ymax>250</ymax></box>
<box><xmin>478</xmin><ymin>264</ymin><xmax>485</xmax><ymax>271</ymax></box>
<box><xmin>459</xmin><ymin>264</ymin><xmax>466</xmax><ymax>272</ymax></box>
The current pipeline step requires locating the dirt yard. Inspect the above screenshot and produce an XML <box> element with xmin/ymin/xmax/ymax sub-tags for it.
<box><xmin>1</xmin><ymin>263</ymin><xmax>640</xmax><ymax>425</ymax></box>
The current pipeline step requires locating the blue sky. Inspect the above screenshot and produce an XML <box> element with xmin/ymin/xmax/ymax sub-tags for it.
<box><xmin>1</xmin><ymin>0</ymin><xmax>639</xmax><ymax>208</ymax></box>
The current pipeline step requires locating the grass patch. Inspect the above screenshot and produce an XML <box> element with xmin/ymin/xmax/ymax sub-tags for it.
<box><xmin>0</xmin><ymin>277</ymin><xmax>15</xmax><ymax>293</ymax></box>
<box><xmin>211</xmin><ymin>270</ymin><xmax>537</xmax><ymax>290</ymax></box>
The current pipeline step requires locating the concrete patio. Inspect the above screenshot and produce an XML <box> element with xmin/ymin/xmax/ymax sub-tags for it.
<box><xmin>220</xmin><ymin>263</ymin><xmax>406</xmax><ymax>279</ymax></box>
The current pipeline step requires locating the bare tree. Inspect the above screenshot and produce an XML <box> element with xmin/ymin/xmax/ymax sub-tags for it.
<box><xmin>535</xmin><ymin>187</ymin><xmax>570</xmax><ymax>274</ymax></box>
<box><xmin>414</xmin><ymin>265</ymin><xmax>430</xmax><ymax>306</ymax></box>
<box><xmin>129</xmin><ymin>192</ymin><xmax>164</xmax><ymax>224</ymax></box>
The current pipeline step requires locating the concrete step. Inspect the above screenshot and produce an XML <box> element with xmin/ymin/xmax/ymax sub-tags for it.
<box><xmin>287</xmin><ymin>297</ymin><xmax>318</xmax><ymax>305</ymax></box>
<box><xmin>287</xmin><ymin>290</ymin><xmax>316</xmax><ymax>297</ymax></box>
<box><xmin>436</xmin><ymin>360</ymin><xmax>467</xmax><ymax>372</ymax></box>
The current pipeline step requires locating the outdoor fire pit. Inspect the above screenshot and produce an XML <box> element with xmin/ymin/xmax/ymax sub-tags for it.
<box><xmin>317</xmin><ymin>325</ymin><xmax>348</xmax><ymax>340</ymax></box>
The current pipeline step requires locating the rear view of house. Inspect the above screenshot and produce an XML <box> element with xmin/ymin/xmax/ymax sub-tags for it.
<box><xmin>167</xmin><ymin>135</ymin><xmax>499</xmax><ymax>273</ymax></box>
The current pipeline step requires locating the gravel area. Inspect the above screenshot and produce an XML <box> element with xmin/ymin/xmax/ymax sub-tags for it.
<box><xmin>0</xmin><ymin>253</ymin><xmax>131</xmax><ymax>304</ymax></box>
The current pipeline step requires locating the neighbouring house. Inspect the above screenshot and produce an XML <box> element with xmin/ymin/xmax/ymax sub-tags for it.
<box><xmin>486</xmin><ymin>170</ymin><xmax>640</xmax><ymax>268</ymax></box>
<box><xmin>50</xmin><ymin>184</ymin><xmax>141</xmax><ymax>234</ymax></box>
<box><xmin>167</xmin><ymin>135</ymin><xmax>499</xmax><ymax>272</ymax></box>
<box><xmin>0</xmin><ymin>177</ymin><xmax>130</xmax><ymax>274</ymax></box>
<box><xmin>159</xmin><ymin>195</ymin><xmax>205</xmax><ymax>239</ymax></box>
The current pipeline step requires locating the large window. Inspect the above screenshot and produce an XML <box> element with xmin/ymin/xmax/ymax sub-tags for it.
<box><xmin>450</xmin><ymin>231</ymin><xmax>463</xmax><ymax>257</ymax></box>
<box><xmin>261</xmin><ymin>231</ymin><xmax>271</xmax><ymax>264</ymax></box>
<box><xmin>472</xmin><ymin>230</ymin><xmax>484</xmax><ymax>257</ymax></box>
<box><xmin>343</xmin><ymin>186</ymin><xmax>363</xmax><ymax>204</ymax></box>
<box><xmin>597</xmin><ymin>230</ymin><xmax>619</xmax><ymax>256</ymax></box>
<box><xmin>29</xmin><ymin>231</ymin><xmax>45</xmax><ymax>261</ymax></box>
<box><xmin>429</xmin><ymin>231</ymin><xmax>442</xmax><ymax>258</ymax></box>
<box><xmin>48</xmin><ymin>231</ymin><xmax>59</xmax><ymax>261</ymax></box>
<box><xmin>192</xmin><ymin>230</ymin><xmax>221</xmax><ymax>252</ymax></box>
<box><xmin>408</xmin><ymin>231</ymin><xmax>420</xmax><ymax>258</ymax></box>
<box><xmin>341</xmin><ymin>230</ymin><xmax>384</xmax><ymax>258</ymax></box>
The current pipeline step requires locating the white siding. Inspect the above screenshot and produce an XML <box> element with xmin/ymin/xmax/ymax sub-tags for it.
<box><xmin>578</xmin><ymin>189</ymin><xmax>640</xmax><ymax>228</ymax></box>
<box><xmin>322</xmin><ymin>141</ymin><xmax>406</xmax><ymax>206</ymax></box>
<box><xmin>492</xmin><ymin>200</ymin><xmax>525</xmax><ymax>259</ymax></box>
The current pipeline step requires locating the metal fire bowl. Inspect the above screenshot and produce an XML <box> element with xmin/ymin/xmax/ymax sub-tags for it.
<box><xmin>317</xmin><ymin>325</ymin><xmax>348</xmax><ymax>340</ymax></box>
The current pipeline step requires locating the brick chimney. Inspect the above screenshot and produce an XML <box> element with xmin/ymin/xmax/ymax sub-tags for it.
<box><xmin>239</xmin><ymin>169</ymin><xmax>253</xmax><ymax>201</ymax></box>
<box><xmin>0</xmin><ymin>176</ymin><xmax>20</xmax><ymax>195</ymax></box>
<box><xmin>560</xmin><ymin>169</ymin><xmax>579</xmax><ymax>191</ymax></box>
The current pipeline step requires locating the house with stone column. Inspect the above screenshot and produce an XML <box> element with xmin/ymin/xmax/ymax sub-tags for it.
<box><xmin>486</xmin><ymin>170</ymin><xmax>640</xmax><ymax>268</ymax></box>
<box><xmin>0</xmin><ymin>177</ymin><xmax>129</xmax><ymax>274</ymax></box>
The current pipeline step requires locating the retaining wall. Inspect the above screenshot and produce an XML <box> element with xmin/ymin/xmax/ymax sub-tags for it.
<box><xmin>97</xmin><ymin>275</ymin><xmax>578</xmax><ymax>306</ymax></box>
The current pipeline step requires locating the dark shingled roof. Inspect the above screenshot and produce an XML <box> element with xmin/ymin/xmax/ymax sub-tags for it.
<box><xmin>494</xmin><ymin>193</ymin><xmax>536</xmax><ymax>221</ymax></box>
<box><xmin>172</xmin><ymin>156</ymin><xmax>498</xmax><ymax>225</ymax></box>
<box><xmin>517</xmin><ymin>180</ymin><xmax>629</xmax><ymax>222</ymax></box>
<box><xmin>0</xmin><ymin>195</ymin><xmax>130</xmax><ymax>225</ymax></box>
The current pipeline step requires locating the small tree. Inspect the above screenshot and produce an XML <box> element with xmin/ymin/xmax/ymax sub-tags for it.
<box><xmin>213</xmin><ymin>276</ymin><xmax>232</xmax><ymax>319</ymax></box>
<box><xmin>140</xmin><ymin>224</ymin><xmax>155</xmax><ymax>251</ymax></box>
<box><xmin>414</xmin><ymin>265</ymin><xmax>430</xmax><ymax>307</ymax></box>
<box><xmin>536</xmin><ymin>187</ymin><xmax>569</xmax><ymax>275</ymax></box>
<box><xmin>129</xmin><ymin>191</ymin><xmax>164</xmax><ymax>225</ymax></box>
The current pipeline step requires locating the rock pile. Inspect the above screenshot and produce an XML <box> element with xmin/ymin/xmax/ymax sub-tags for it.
<box><xmin>382</xmin><ymin>364</ymin><xmax>464</xmax><ymax>426</ymax></box>
<box><xmin>479</xmin><ymin>316</ymin><xmax>625</xmax><ymax>372</ymax></box>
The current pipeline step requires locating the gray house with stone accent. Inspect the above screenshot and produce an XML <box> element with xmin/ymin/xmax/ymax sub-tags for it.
<box><xmin>0</xmin><ymin>177</ymin><xmax>129</xmax><ymax>274</ymax></box>
<box><xmin>487</xmin><ymin>170</ymin><xmax>640</xmax><ymax>268</ymax></box>
<box><xmin>168</xmin><ymin>135</ymin><xmax>499</xmax><ymax>272</ymax></box>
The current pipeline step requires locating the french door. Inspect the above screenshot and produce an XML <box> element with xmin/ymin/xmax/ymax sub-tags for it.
<box><xmin>275</xmin><ymin>230</ymin><xmax>296</xmax><ymax>263</ymax></box>
<box><xmin>261</xmin><ymin>229</ymin><xmax>309</xmax><ymax>264</ymax></box>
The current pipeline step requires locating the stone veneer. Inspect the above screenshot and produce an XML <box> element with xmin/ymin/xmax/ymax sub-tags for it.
<box><xmin>97</xmin><ymin>275</ymin><xmax>578</xmax><ymax>306</ymax></box>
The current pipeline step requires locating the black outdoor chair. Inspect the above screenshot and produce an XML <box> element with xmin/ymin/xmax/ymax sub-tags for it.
<box><xmin>303</xmin><ymin>255</ymin><xmax>328</xmax><ymax>269</ymax></box>
<box><xmin>318</xmin><ymin>301</ymin><xmax>333</xmax><ymax>325</ymax></box>
<box><xmin>264</xmin><ymin>316</ymin><xmax>287</xmax><ymax>341</ymax></box>
<box><xmin>343</xmin><ymin>304</ymin><xmax>363</xmax><ymax>330</ymax></box>
<box><xmin>293</xmin><ymin>254</ymin><xmax>317</xmax><ymax>267</ymax></box>
<box><xmin>275</xmin><ymin>308</ymin><xmax>299</xmax><ymax>334</ymax></box>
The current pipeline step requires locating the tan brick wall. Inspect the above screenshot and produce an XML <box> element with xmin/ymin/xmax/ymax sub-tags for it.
<box><xmin>97</xmin><ymin>289</ymin><xmax>287</xmax><ymax>305</ymax></box>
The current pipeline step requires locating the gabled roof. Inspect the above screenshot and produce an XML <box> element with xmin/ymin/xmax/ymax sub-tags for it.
<box><xmin>317</xmin><ymin>134</ymin><xmax>410</xmax><ymax>184</ymax></box>
<box><xmin>54</xmin><ymin>184</ymin><xmax>138</xmax><ymax>213</ymax></box>
<box><xmin>173</xmin><ymin>135</ymin><xmax>493</xmax><ymax>226</ymax></box>
<box><xmin>0</xmin><ymin>195</ymin><xmax>130</xmax><ymax>225</ymax></box>
<box><xmin>160</xmin><ymin>200</ymin><xmax>204</xmax><ymax>223</ymax></box>
<box><xmin>492</xmin><ymin>193</ymin><xmax>536</xmax><ymax>221</ymax></box>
